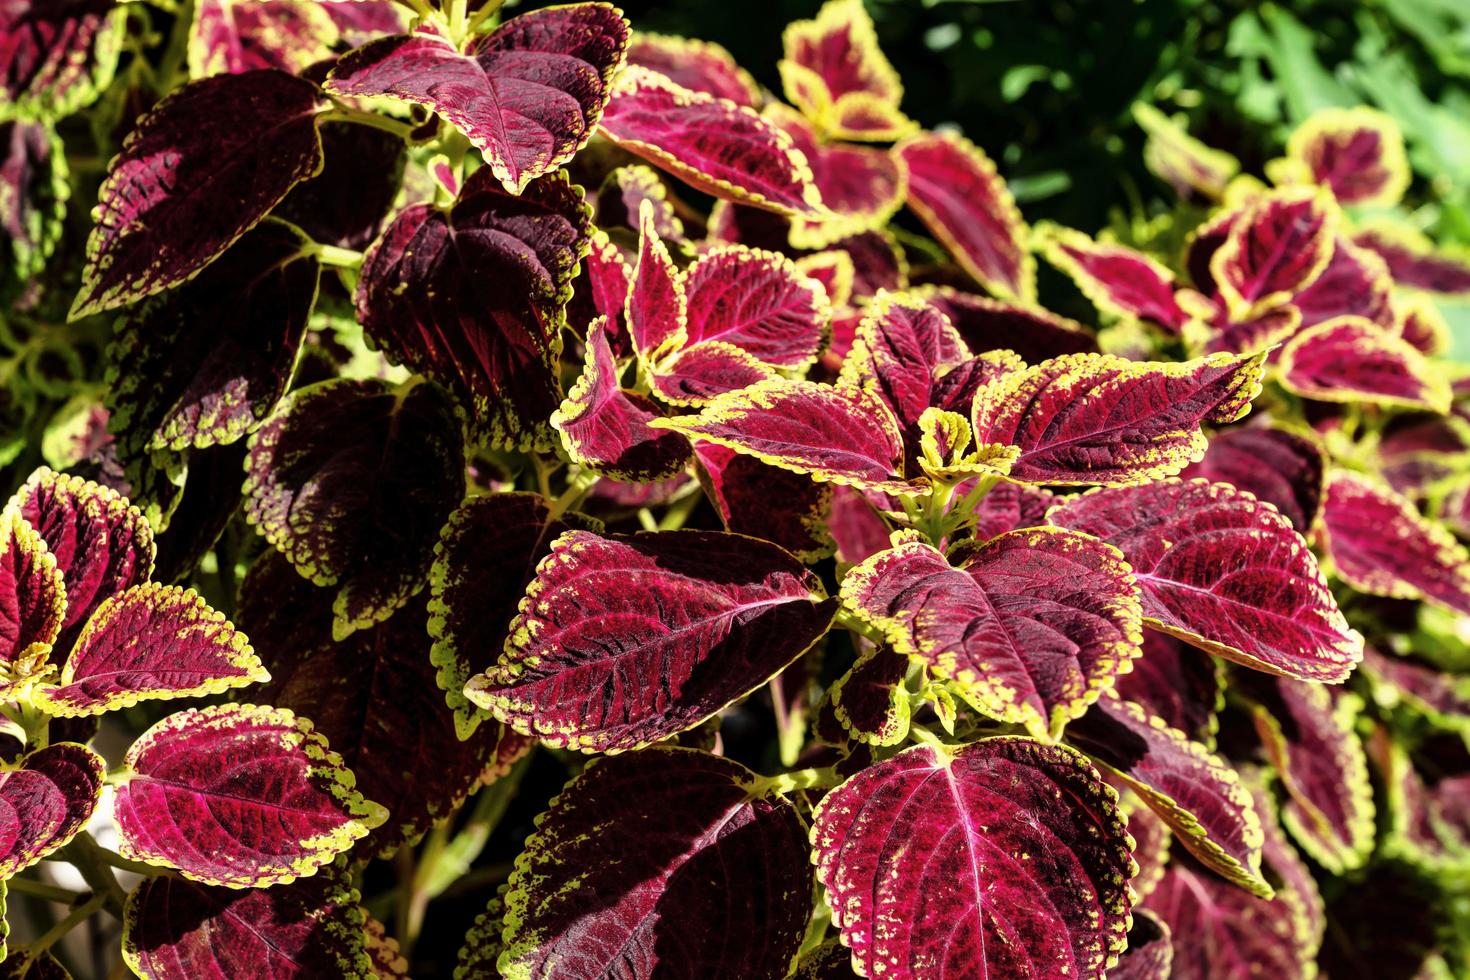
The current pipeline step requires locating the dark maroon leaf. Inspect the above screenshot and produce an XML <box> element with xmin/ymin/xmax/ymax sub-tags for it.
<box><xmin>694</xmin><ymin>443</ymin><xmax>834</xmax><ymax>561</ymax></box>
<box><xmin>0</xmin><ymin>742</ymin><xmax>105</xmax><ymax>877</ymax></box>
<box><xmin>1113</xmin><ymin>632</ymin><xmax>1222</xmax><ymax>746</ymax></box>
<box><xmin>274</xmin><ymin>120</ymin><xmax>405</xmax><ymax>251</ymax></box>
<box><xmin>920</xmin><ymin>286</ymin><xmax>1098</xmax><ymax>362</ymax></box>
<box><xmin>1</xmin><ymin>0</ymin><xmax>123</xmax><ymax>120</ymax></box>
<box><xmin>1181</xmin><ymin>426</ymin><xmax>1325</xmax><ymax>532</ymax></box>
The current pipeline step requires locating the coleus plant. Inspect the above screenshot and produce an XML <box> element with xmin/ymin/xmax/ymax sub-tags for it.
<box><xmin>2</xmin><ymin>0</ymin><xmax>1470</xmax><ymax>976</ymax></box>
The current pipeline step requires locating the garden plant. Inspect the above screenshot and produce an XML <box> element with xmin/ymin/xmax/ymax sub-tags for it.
<box><xmin>2</xmin><ymin>0</ymin><xmax>1470</xmax><ymax>976</ymax></box>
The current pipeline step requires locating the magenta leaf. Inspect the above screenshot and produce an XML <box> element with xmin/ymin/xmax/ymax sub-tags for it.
<box><xmin>1284</xmin><ymin>107</ymin><xmax>1409</xmax><ymax>207</ymax></box>
<box><xmin>321</xmin><ymin>1</ymin><xmax>406</xmax><ymax>46</ymax></box>
<box><xmin>570</xmin><ymin>230</ymin><xmax>633</xmax><ymax>344</ymax></box>
<box><xmin>498</xmin><ymin>748</ymin><xmax>810</xmax><ymax>979</ymax></box>
<box><xmin>1319</xmin><ymin>471</ymin><xmax>1470</xmax><ymax>616</ymax></box>
<box><xmin>112</xmin><ymin>703</ymin><xmax>386</xmax><ymax>887</ymax></box>
<box><xmin>627</xmin><ymin>31</ymin><xmax>760</xmax><ymax>106</ymax></box>
<box><xmin>358</xmin><ymin>168</ymin><xmax>589</xmax><ymax>450</ymax></box>
<box><xmin>920</xmin><ymin>286</ymin><xmax>1099</xmax><ymax>362</ymax></box>
<box><xmin>1246</xmin><ymin>679</ymin><xmax>1374</xmax><ymax>873</ymax></box>
<box><xmin>243</xmin><ymin>378</ymin><xmax>466</xmax><ymax>640</ymax></box>
<box><xmin>105</xmin><ymin>220</ymin><xmax>319</xmax><ymax>454</ymax></box>
<box><xmin>1210</xmin><ymin>188</ymin><xmax>1337</xmax><ymax>316</ymax></box>
<box><xmin>241</xmin><ymin>553</ymin><xmax>525</xmax><ymax>856</ymax></box>
<box><xmin>122</xmin><ymin>869</ymin><xmax>373</xmax><ymax>979</ymax></box>
<box><xmin>1</xmin><ymin>0</ymin><xmax>124</xmax><ymax>121</ymax></box>
<box><xmin>0</xmin><ymin>506</ymin><xmax>64</xmax><ymax>685</ymax></box>
<box><xmin>1280</xmin><ymin>316</ymin><xmax>1451</xmax><ymax>413</ymax></box>
<box><xmin>840</xmin><ymin>530</ymin><xmax>1141</xmax><ymax>739</ymax></box>
<box><xmin>0</xmin><ymin>121</ymin><xmax>67</xmax><ymax>291</ymax></box>
<box><xmin>1362</xmin><ymin>647</ymin><xmax>1470</xmax><ymax>733</ymax></box>
<box><xmin>778</xmin><ymin>0</ymin><xmax>915</xmax><ymax>142</ymax></box>
<box><xmin>681</xmin><ymin>246</ymin><xmax>830</xmax><ymax>369</ymax></box>
<box><xmin>694</xmin><ymin>443</ymin><xmax>835</xmax><ymax>562</ymax></box>
<box><xmin>1290</xmin><ymin>235</ymin><xmax>1396</xmax><ymax>331</ymax></box>
<box><xmin>652</xmin><ymin>379</ymin><xmax>918</xmax><ymax>496</ymax></box>
<box><xmin>597</xmin><ymin>164</ymin><xmax>686</xmax><ymax>240</ymax></box>
<box><xmin>553</xmin><ymin>318</ymin><xmax>693</xmax><ymax>482</ymax></box>
<box><xmin>1181</xmin><ymin>426</ymin><xmax>1325</xmax><ymax>532</ymax></box>
<box><xmin>11</xmin><ymin>467</ymin><xmax>154</xmax><ymax>654</ymax></box>
<box><xmin>1110</xmin><ymin>910</ymin><xmax>1174</xmax><ymax>980</ymax></box>
<box><xmin>970</xmin><ymin>480</ymin><xmax>1057</xmax><ymax>541</ymax></box>
<box><xmin>970</xmin><ymin>351</ymin><xmax>1265</xmax><ymax>486</ymax></box>
<box><xmin>1353</xmin><ymin>223</ymin><xmax>1470</xmax><ymax>297</ymax></box>
<box><xmin>599</xmin><ymin>66</ymin><xmax>824</xmax><ymax>216</ymax></box>
<box><xmin>828</xmin><ymin>486</ymin><xmax>893</xmax><ymax>566</ymax></box>
<box><xmin>1049</xmin><ymin>479</ymin><xmax>1362</xmax><ymax>682</ymax></box>
<box><xmin>649</xmin><ymin>343</ymin><xmax>775</xmax><ymax>405</ymax></box>
<box><xmin>1113</xmin><ymin>632</ymin><xmax>1223</xmax><ymax>747</ymax></box>
<box><xmin>897</xmin><ymin>132</ymin><xmax>1034</xmax><ymax>302</ymax></box>
<box><xmin>35</xmin><ymin>583</ymin><xmax>264</xmax><ymax>717</ymax></box>
<box><xmin>1037</xmin><ymin>225</ymin><xmax>1187</xmax><ymax>332</ymax></box>
<box><xmin>69</xmin><ymin>70</ymin><xmax>324</xmax><ymax>319</ymax></box>
<box><xmin>0</xmin><ymin>742</ymin><xmax>104</xmax><ymax>877</ymax></box>
<box><xmin>326</xmin><ymin>5</ymin><xmax>629</xmax><ymax>194</ymax></box>
<box><xmin>188</xmin><ymin>0</ymin><xmax>338</xmax><ymax>77</ymax></box>
<box><xmin>1067</xmin><ymin>695</ymin><xmax>1270</xmax><ymax>896</ymax></box>
<box><xmin>428</xmin><ymin>493</ymin><xmax>600</xmax><ymax>739</ymax></box>
<box><xmin>464</xmin><ymin>528</ymin><xmax>834</xmax><ymax>752</ymax></box>
<box><xmin>813</xmin><ymin>738</ymin><xmax>1134</xmax><ymax>979</ymax></box>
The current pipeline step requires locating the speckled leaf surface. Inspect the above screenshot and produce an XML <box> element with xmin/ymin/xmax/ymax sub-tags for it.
<box><xmin>498</xmin><ymin>748</ymin><xmax>811</xmax><ymax>980</ymax></box>
<box><xmin>627</xmin><ymin>31</ymin><xmax>759</xmax><ymax>106</ymax></box>
<box><xmin>779</xmin><ymin>0</ymin><xmax>914</xmax><ymax>141</ymax></box>
<box><xmin>694</xmin><ymin>443</ymin><xmax>834</xmax><ymax>562</ymax></box>
<box><xmin>812</xmin><ymin>738</ymin><xmax>1134</xmax><ymax>979</ymax></box>
<box><xmin>1049</xmin><ymin>479</ymin><xmax>1362</xmax><ymax>682</ymax></box>
<box><xmin>1181</xmin><ymin>426</ymin><xmax>1325</xmax><ymax>532</ymax></box>
<box><xmin>112</xmin><ymin>703</ymin><xmax>386</xmax><ymax>887</ymax></box>
<box><xmin>1280</xmin><ymin>316</ymin><xmax>1450</xmax><ymax>412</ymax></box>
<box><xmin>0</xmin><ymin>742</ymin><xmax>104</xmax><ymax>877</ymax></box>
<box><xmin>0</xmin><ymin>505</ymin><xmax>64</xmax><ymax>684</ymax></box>
<box><xmin>1</xmin><ymin>0</ymin><xmax>124</xmax><ymax>121</ymax></box>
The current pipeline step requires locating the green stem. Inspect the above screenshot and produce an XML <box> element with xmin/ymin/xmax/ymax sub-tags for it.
<box><xmin>309</xmin><ymin>243</ymin><xmax>366</xmax><ymax>270</ymax></box>
<box><xmin>392</xmin><ymin>0</ymin><xmax>432</xmax><ymax>19</ymax></box>
<box><xmin>833</xmin><ymin>607</ymin><xmax>883</xmax><ymax>642</ymax></box>
<box><xmin>420</xmin><ymin>756</ymin><xmax>529</xmax><ymax>900</ymax></box>
<box><xmin>548</xmin><ymin>467</ymin><xmax>598</xmax><ymax>520</ymax></box>
<box><xmin>760</xmin><ymin>766</ymin><xmax>842</xmax><ymax>795</ymax></box>
<box><xmin>28</xmin><ymin>893</ymin><xmax>107</xmax><ymax>955</ymax></box>
<box><xmin>657</xmin><ymin>492</ymin><xmax>700</xmax><ymax>531</ymax></box>
<box><xmin>465</xmin><ymin>0</ymin><xmax>505</xmax><ymax>36</ymax></box>
<box><xmin>6</xmin><ymin>877</ymin><xmax>84</xmax><ymax>904</ymax></box>
<box><xmin>320</xmin><ymin>105</ymin><xmax>418</xmax><ymax>142</ymax></box>
<box><xmin>93</xmin><ymin>848</ymin><xmax>163</xmax><ymax>878</ymax></box>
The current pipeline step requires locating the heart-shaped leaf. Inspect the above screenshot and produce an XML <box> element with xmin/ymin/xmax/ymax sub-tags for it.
<box><xmin>0</xmin><ymin>506</ymin><xmax>64</xmax><ymax>685</ymax></box>
<box><xmin>1066</xmin><ymin>695</ymin><xmax>1270</xmax><ymax>896</ymax></box>
<box><xmin>112</xmin><ymin>703</ymin><xmax>386</xmax><ymax>887</ymax></box>
<box><xmin>326</xmin><ymin>4</ymin><xmax>629</xmax><ymax>194</ymax></box>
<box><xmin>241</xmin><ymin>553</ymin><xmax>526</xmax><ymax>856</ymax></box>
<box><xmin>897</xmin><ymin>132</ymin><xmax>1034</xmax><ymax>303</ymax></box>
<box><xmin>35</xmin><ymin>583</ymin><xmax>264</xmax><ymax>717</ymax></box>
<box><xmin>1036</xmin><ymin>225</ymin><xmax>1187</xmax><ymax>332</ymax></box>
<box><xmin>1280</xmin><ymin>316</ymin><xmax>1450</xmax><ymax>413</ymax></box>
<box><xmin>428</xmin><ymin>493</ymin><xmax>601</xmax><ymax>740</ymax></box>
<box><xmin>599</xmin><ymin>66</ymin><xmax>824</xmax><ymax>216</ymax></box>
<box><xmin>1</xmin><ymin>0</ymin><xmax>124</xmax><ymax>122</ymax></box>
<box><xmin>694</xmin><ymin>443</ymin><xmax>835</xmax><ymax>562</ymax></box>
<box><xmin>69</xmin><ymin>70</ymin><xmax>324</xmax><ymax>319</ymax></box>
<box><xmin>0</xmin><ymin>742</ymin><xmax>104</xmax><ymax>877</ymax></box>
<box><xmin>812</xmin><ymin>737</ymin><xmax>1134</xmax><ymax>979</ymax></box>
<box><xmin>105</xmin><ymin>220</ymin><xmax>320</xmax><ymax>454</ymax></box>
<box><xmin>1284</xmin><ymin>107</ymin><xmax>1409</xmax><ymax>207</ymax></box>
<box><xmin>970</xmin><ymin>351</ymin><xmax>1265</xmax><ymax>486</ymax></box>
<box><xmin>1049</xmin><ymin>479</ymin><xmax>1362</xmax><ymax>682</ymax></box>
<box><xmin>1210</xmin><ymin>188</ymin><xmax>1337</xmax><ymax>316</ymax></box>
<box><xmin>464</xmin><ymin>528</ymin><xmax>835</xmax><ymax>752</ymax></box>
<box><xmin>497</xmin><ymin>747</ymin><xmax>811</xmax><ymax>979</ymax></box>
<box><xmin>778</xmin><ymin>0</ymin><xmax>915</xmax><ymax>142</ymax></box>
<box><xmin>122</xmin><ymin>867</ymin><xmax>374</xmax><ymax>979</ymax></box>
<box><xmin>1112</xmin><ymin>632</ymin><xmax>1222</xmax><ymax>747</ymax></box>
<box><xmin>627</xmin><ymin>31</ymin><xmax>760</xmax><ymax>106</ymax></box>
<box><xmin>840</xmin><ymin>530</ymin><xmax>1141</xmax><ymax>739</ymax></box>
<box><xmin>1319</xmin><ymin>471</ymin><xmax>1470</xmax><ymax>616</ymax></box>
<box><xmin>357</xmin><ymin>168</ymin><xmax>590</xmax><ymax>451</ymax></box>
<box><xmin>243</xmin><ymin>378</ymin><xmax>465</xmax><ymax>640</ymax></box>
<box><xmin>652</xmin><ymin>378</ymin><xmax>918</xmax><ymax>495</ymax></box>
<box><xmin>1182</xmin><ymin>426</ymin><xmax>1325</xmax><ymax>532</ymax></box>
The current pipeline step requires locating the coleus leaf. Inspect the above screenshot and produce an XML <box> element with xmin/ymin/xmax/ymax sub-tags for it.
<box><xmin>970</xmin><ymin>480</ymin><xmax>1056</xmax><ymax>542</ymax></box>
<box><xmin>243</xmin><ymin>378</ymin><xmax>465</xmax><ymax>640</ymax></box>
<box><xmin>1066</xmin><ymin>695</ymin><xmax>1271</xmax><ymax>896</ymax></box>
<box><xmin>357</xmin><ymin>168</ymin><xmax>590</xmax><ymax>451</ymax></box>
<box><xmin>918</xmin><ymin>286</ymin><xmax>1099</xmax><ymax>362</ymax></box>
<box><xmin>1144</xmin><ymin>861</ymin><xmax>1315</xmax><ymax>980</ymax></box>
<box><xmin>969</xmin><ymin>350</ymin><xmax>1265</xmax><ymax>486</ymax></box>
<box><xmin>1245</xmin><ymin>679</ymin><xmax>1374</xmax><ymax>873</ymax></box>
<box><xmin>33</xmin><ymin>583</ymin><xmax>264</xmax><ymax>717</ymax></box>
<box><xmin>570</xmin><ymin>229</ymin><xmax>633</xmax><ymax>344</ymax></box>
<box><xmin>1112</xmin><ymin>632</ymin><xmax>1223</xmax><ymax>747</ymax></box>
<box><xmin>1377</xmin><ymin>737</ymin><xmax>1470</xmax><ymax>873</ymax></box>
<box><xmin>1132</xmin><ymin>102</ymin><xmax>1239</xmax><ymax>200</ymax></box>
<box><xmin>840</xmin><ymin>530</ymin><xmax>1141</xmax><ymax>740</ymax></box>
<box><xmin>1182</xmin><ymin>426</ymin><xmax>1325</xmax><ymax>532</ymax></box>
<box><xmin>0</xmin><ymin>505</ymin><xmax>64</xmax><ymax>686</ymax></box>
<box><xmin>1118</xmin><ymin>791</ymin><xmax>1171</xmax><ymax>902</ymax></box>
<box><xmin>1279</xmin><ymin>315</ymin><xmax>1451</xmax><ymax>413</ymax></box>
<box><xmin>497</xmin><ymin>747</ymin><xmax>811</xmax><ymax>979</ymax></box>
<box><xmin>112</xmin><ymin>703</ymin><xmax>386</xmax><ymax>887</ymax></box>
<box><xmin>1035</xmin><ymin>225</ymin><xmax>1188</xmax><ymax>332</ymax></box>
<box><xmin>0</xmin><ymin>0</ymin><xmax>124</xmax><ymax>122</ymax></box>
<box><xmin>122</xmin><ymin>868</ymin><xmax>374</xmax><ymax>979</ymax></box>
<box><xmin>794</xmin><ymin>940</ymin><xmax>862</xmax><ymax>979</ymax></box>
<box><xmin>812</xmin><ymin>737</ymin><xmax>1134</xmax><ymax>979</ymax></box>
<box><xmin>680</xmin><ymin>244</ymin><xmax>830</xmax><ymax>370</ymax></box>
<box><xmin>69</xmin><ymin>70</ymin><xmax>325</xmax><ymax>319</ymax></box>
<box><xmin>826</xmin><ymin>641</ymin><xmax>910</xmax><ymax>746</ymax></box>
<box><xmin>1283</xmin><ymin>106</ymin><xmax>1409</xmax><ymax>207</ymax></box>
<box><xmin>326</xmin><ymin>4</ymin><xmax>630</xmax><ymax>194</ymax></box>
<box><xmin>10</xmin><ymin>467</ymin><xmax>155</xmax><ymax>655</ymax></box>
<box><xmin>1210</xmin><ymin>188</ymin><xmax>1337</xmax><ymax>317</ymax></box>
<box><xmin>597</xmin><ymin>164</ymin><xmax>686</xmax><ymax>240</ymax></box>
<box><xmin>1319</xmin><ymin>471</ymin><xmax>1470</xmax><ymax>616</ymax></box>
<box><xmin>1049</xmin><ymin>479</ymin><xmax>1362</xmax><ymax>682</ymax></box>
<box><xmin>1184</xmin><ymin>297</ymin><xmax>1302</xmax><ymax>358</ymax></box>
<box><xmin>429</xmin><ymin>492</ymin><xmax>600</xmax><ymax>740</ymax></box>
<box><xmin>626</xmin><ymin>31</ymin><xmax>760</xmax><ymax>106</ymax></box>
<box><xmin>1290</xmin><ymin>235</ymin><xmax>1395</xmax><ymax>331</ymax></box>
<box><xmin>1352</xmin><ymin>222</ymin><xmax>1470</xmax><ymax>297</ymax></box>
<box><xmin>1110</xmin><ymin>910</ymin><xmax>1173</xmax><ymax>980</ymax></box>
<box><xmin>552</xmin><ymin>317</ymin><xmax>693</xmax><ymax>483</ymax></box>
<box><xmin>829</xmin><ymin>486</ymin><xmax>893</xmax><ymax>566</ymax></box>
<box><xmin>105</xmin><ymin>219</ymin><xmax>320</xmax><ymax>453</ymax></box>
<box><xmin>0</xmin><ymin>121</ymin><xmax>67</xmax><ymax>292</ymax></box>
<box><xmin>651</xmin><ymin>378</ymin><xmax>918</xmax><ymax>496</ymax></box>
<box><xmin>464</xmin><ymin>529</ymin><xmax>835</xmax><ymax>752</ymax></box>
<box><xmin>241</xmin><ymin>553</ymin><xmax>525</xmax><ymax>856</ymax></box>
<box><xmin>1396</xmin><ymin>294</ymin><xmax>1451</xmax><ymax>357</ymax></box>
<box><xmin>1248</xmin><ymin>776</ymin><xmax>1326</xmax><ymax>957</ymax></box>
<box><xmin>189</xmin><ymin>0</ymin><xmax>339</xmax><ymax>78</ymax></box>
<box><xmin>778</xmin><ymin>0</ymin><xmax>915</xmax><ymax>142</ymax></box>
<box><xmin>694</xmin><ymin>443</ymin><xmax>835</xmax><ymax>562</ymax></box>
<box><xmin>599</xmin><ymin>66</ymin><xmax>824</xmax><ymax>216</ymax></box>
<box><xmin>0</xmin><ymin>948</ymin><xmax>67</xmax><ymax>979</ymax></box>
<box><xmin>1362</xmin><ymin>647</ymin><xmax>1470</xmax><ymax>734</ymax></box>
<box><xmin>274</xmin><ymin>120</ymin><xmax>406</xmax><ymax>252</ymax></box>
<box><xmin>897</xmin><ymin>132</ymin><xmax>1035</xmax><ymax>303</ymax></box>
<box><xmin>649</xmin><ymin>342</ymin><xmax>776</xmax><ymax>405</ymax></box>
<box><xmin>321</xmin><ymin>1</ymin><xmax>406</xmax><ymax>46</ymax></box>
<box><xmin>0</xmin><ymin>742</ymin><xmax>104</xmax><ymax>877</ymax></box>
